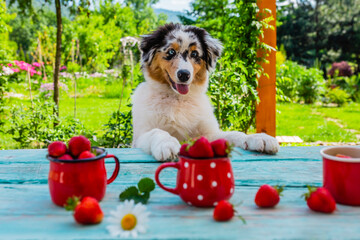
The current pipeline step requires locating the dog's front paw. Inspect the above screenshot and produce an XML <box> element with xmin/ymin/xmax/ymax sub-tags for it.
<box><xmin>245</xmin><ymin>133</ymin><xmax>279</xmax><ymax>154</ymax></box>
<box><xmin>152</xmin><ymin>136</ymin><xmax>181</xmax><ymax>161</ymax></box>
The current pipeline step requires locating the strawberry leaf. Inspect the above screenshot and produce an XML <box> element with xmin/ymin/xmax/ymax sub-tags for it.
<box><xmin>138</xmin><ymin>178</ymin><xmax>155</xmax><ymax>193</ymax></box>
<box><xmin>119</xmin><ymin>178</ymin><xmax>155</xmax><ymax>204</ymax></box>
<box><xmin>119</xmin><ymin>186</ymin><xmax>139</xmax><ymax>201</ymax></box>
<box><xmin>274</xmin><ymin>185</ymin><xmax>285</xmax><ymax>196</ymax></box>
<box><xmin>64</xmin><ymin>196</ymin><xmax>80</xmax><ymax>211</ymax></box>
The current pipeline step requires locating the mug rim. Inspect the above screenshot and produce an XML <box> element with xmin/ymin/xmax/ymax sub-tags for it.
<box><xmin>320</xmin><ymin>146</ymin><xmax>360</xmax><ymax>163</ymax></box>
<box><xmin>47</xmin><ymin>146</ymin><xmax>107</xmax><ymax>163</ymax></box>
<box><xmin>178</xmin><ymin>155</ymin><xmax>230</xmax><ymax>161</ymax></box>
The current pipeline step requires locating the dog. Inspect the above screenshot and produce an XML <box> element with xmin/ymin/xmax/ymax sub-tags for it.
<box><xmin>132</xmin><ymin>23</ymin><xmax>279</xmax><ymax>161</ymax></box>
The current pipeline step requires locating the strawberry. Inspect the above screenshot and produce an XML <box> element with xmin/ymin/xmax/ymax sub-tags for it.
<box><xmin>211</xmin><ymin>138</ymin><xmax>232</xmax><ymax>157</ymax></box>
<box><xmin>303</xmin><ymin>186</ymin><xmax>336</xmax><ymax>213</ymax></box>
<box><xmin>255</xmin><ymin>185</ymin><xmax>283</xmax><ymax>208</ymax></box>
<box><xmin>335</xmin><ymin>154</ymin><xmax>352</xmax><ymax>159</ymax></box>
<box><xmin>65</xmin><ymin>196</ymin><xmax>104</xmax><ymax>225</ymax></box>
<box><xmin>179</xmin><ymin>143</ymin><xmax>190</xmax><ymax>157</ymax></box>
<box><xmin>68</xmin><ymin>135</ymin><xmax>91</xmax><ymax>157</ymax></box>
<box><xmin>58</xmin><ymin>154</ymin><xmax>74</xmax><ymax>161</ymax></box>
<box><xmin>213</xmin><ymin>200</ymin><xmax>235</xmax><ymax>221</ymax></box>
<box><xmin>78</xmin><ymin>151</ymin><xmax>96</xmax><ymax>159</ymax></box>
<box><xmin>48</xmin><ymin>141</ymin><xmax>67</xmax><ymax>157</ymax></box>
<box><xmin>188</xmin><ymin>136</ymin><xmax>214</xmax><ymax>158</ymax></box>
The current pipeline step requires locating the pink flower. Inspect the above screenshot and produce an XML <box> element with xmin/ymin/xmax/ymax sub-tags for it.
<box><xmin>8</xmin><ymin>63</ymin><xmax>13</xmax><ymax>67</ymax></box>
<box><xmin>60</xmin><ymin>66</ymin><xmax>67</xmax><ymax>71</ymax></box>
<box><xmin>33</xmin><ymin>62</ymin><xmax>41</xmax><ymax>68</ymax></box>
<box><xmin>12</xmin><ymin>68</ymin><xmax>20</xmax><ymax>73</ymax></box>
<box><xmin>36</xmin><ymin>71</ymin><xmax>42</xmax><ymax>75</ymax></box>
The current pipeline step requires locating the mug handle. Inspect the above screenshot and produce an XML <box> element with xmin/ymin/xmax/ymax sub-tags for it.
<box><xmin>155</xmin><ymin>162</ymin><xmax>180</xmax><ymax>195</ymax></box>
<box><xmin>104</xmin><ymin>154</ymin><xmax>120</xmax><ymax>184</ymax></box>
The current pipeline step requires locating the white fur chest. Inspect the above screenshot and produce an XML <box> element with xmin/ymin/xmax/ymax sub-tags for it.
<box><xmin>132</xmin><ymin>82</ymin><xmax>212</xmax><ymax>141</ymax></box>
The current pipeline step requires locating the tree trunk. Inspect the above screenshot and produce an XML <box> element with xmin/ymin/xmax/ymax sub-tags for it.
<box><xmin>54</xmin><ymin>0</ymin><xmax>62</xmax><ymax>118</ymax></box>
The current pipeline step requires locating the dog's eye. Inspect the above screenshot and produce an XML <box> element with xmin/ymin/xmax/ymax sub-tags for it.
<box><xmin>191</xmin><ymin>50</ymin><xmax>199</xmax><ymax>58</ymax></box>
<box><xmin>168</xmin><ymin>49</ymin><xmax>176</xmax><ymax>57</ymax></box>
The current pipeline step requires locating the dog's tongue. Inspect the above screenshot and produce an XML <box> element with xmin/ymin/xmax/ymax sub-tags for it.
<box><xmin>176</xmin><ymin>83</ymin><xmax>189</xmax><ymax>95</ymax></box>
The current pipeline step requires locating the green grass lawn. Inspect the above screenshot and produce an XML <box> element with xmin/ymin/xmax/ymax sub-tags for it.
<box><xmin>1</xmin><ymin>96</ymin><xmax>359</xmax><ymax>149</ymax></box>
<box><xmin>277</xmin><ymin>102</ymin><xmax>360</xmax><ymax>142</ymax></box>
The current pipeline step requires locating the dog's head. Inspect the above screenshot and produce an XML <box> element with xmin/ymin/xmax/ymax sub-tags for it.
<box><xmin>140</xmin><ymin>23</ymin><xmax>222</xmax><ymax>95</ymax></box>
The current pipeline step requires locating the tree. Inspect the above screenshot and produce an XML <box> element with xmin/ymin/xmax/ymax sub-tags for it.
<box><xmin>8</xmin><ymin>0</ymin><xmax>89</xmax><ymax>117</ymax></box>
<box><xmin>277</xmin><ymin>0</ymin><xmax>360</xmax><ymax>74</ymax></box>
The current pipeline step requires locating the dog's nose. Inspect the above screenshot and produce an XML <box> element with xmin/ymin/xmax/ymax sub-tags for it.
<box><xmin>177</xmin><ymin>69</ymin><xmax>190</xmax><ymax>82</ymax></box>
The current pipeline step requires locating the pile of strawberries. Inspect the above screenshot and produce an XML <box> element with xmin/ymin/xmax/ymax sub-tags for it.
<box><xmin>180</xmin><ymin>136</ymin><xmax>232</xmax><ymax>158</ymax></box>
<box><xmin>48</xmin><ymin>135</ymin><xmax>96</xmax><ymax>160</ymax></box>
<box><xmin>48</xmin><ymin>136</ymin><xmax>104</xmax><ymax>225</ymax></box>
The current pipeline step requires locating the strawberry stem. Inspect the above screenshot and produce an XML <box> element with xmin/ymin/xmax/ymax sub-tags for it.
<box><xmin>237</xmin><ymin>215</ymin><xmax>247</xmax><ymax>224</ymax></box>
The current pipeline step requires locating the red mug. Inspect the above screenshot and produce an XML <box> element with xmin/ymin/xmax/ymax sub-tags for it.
<box><xmin>321</xmin><ymin>146</ymin><xmax>360</xmax><ymax>206</ymax></box>
<box><xmin>155</xmin><ymin>156</ymin><xmax>235</xmax><ymax>207</ymax></box>
<box><xmin>47</xmin><ymin>147</ymin><xmax>120</xmax><ymax>207</ymax></box>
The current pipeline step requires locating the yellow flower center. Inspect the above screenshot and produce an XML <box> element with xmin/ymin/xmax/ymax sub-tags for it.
<box><xmin>121</xmin><ymin>214</ymin><xmax>137</xmax><ymax>231</ymax></box>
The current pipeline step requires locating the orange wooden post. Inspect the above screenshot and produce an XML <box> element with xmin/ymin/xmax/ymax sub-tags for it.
<box><xmin>256</xmin><ymin>0</ymin><xmax>277</xmax><ymax>137</ymax></box>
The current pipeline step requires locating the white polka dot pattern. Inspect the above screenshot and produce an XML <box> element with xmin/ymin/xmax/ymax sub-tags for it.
<box><xmin>230</xmin><ymin>188</ymin><xmax>234</xmax><ymax>193</ymax></box>
<box><xmin>212</xmin><ymin>181</ymin><xmax>217</xmax><ymax>187</ymax></box>
<box><xmin>197</xmin><ymin>175</ymin><xmax>203</xmax><ymax>181</ymax></box>
<box><xmin>210</xmin><ymin>162</ymin><xmax>216</xmax><ymax>168</ymax></box>
<box><xmin>183</xmin><ymin>183</ymin><xmax>188</xmax><ymax>189</ymax></box>
<box><xmin>184</xmin><ymin>162</ymin><xmax>189</xmax><ymax>168</ymax></box>
<box><xmin>197</xmin><ymin>195</ymin><xmax>203</xmax><ymax>201</ymax></box>
<box><xmin>227</xmin><ymin>172</ymin><xmax>231</xmax><ymax>178</ymax></box>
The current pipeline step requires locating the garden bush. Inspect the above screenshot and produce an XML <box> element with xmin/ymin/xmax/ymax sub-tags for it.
<box><xmin>328</xmin><ymin>61</ymin><xmax>353</xmax><ymax>78</ymax></box>
<box><xmin>276</xmin><ymin>60</ymin><xmax>325</xmax><ymax>103</ymax></box>
<box><xmin>325</xmin><ymin>87</ymin><xmax>349</xmax><ymax>107</ymax></box>
<box><xmin>7</xmin><ymin>99</ymin><xmax>95</xmax><ymax>148</ymax></box>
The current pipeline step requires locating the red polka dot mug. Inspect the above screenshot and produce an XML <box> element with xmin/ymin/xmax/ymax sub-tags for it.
<box><xmin>155</xmin><ymin>156</ymin><xmax>235</xmax><ymax>207</ymax></box>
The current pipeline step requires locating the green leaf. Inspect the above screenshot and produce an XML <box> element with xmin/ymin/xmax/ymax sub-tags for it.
<box><xmin>138</xmin><ymin>177</ymin><xmax>155</xmax><ymax>193</ymax></box>
<box><xmin>64</xmin><ymin>196</ymin><xmax>80</xmax><ymax>211</ymax></box>
<box><xmin>119</xmin><ymin>186</ymin><xmax>139</xmax><ymax>201</ymax></box>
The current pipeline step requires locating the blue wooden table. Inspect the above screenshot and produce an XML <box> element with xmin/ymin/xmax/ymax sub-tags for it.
<box><xmin>1</xmin><ymin>146</ymin><xmax>360</xmax><ymax>239</ymax></box>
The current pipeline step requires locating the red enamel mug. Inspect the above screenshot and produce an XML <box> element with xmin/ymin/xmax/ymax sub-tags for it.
<box><xmin>47</xmin><ymin>147</ymin><xmax>120</xmax><ymax>207</ymax></box>
<box><xmin>155</xmin><ymin>156</ymin><xmax>235</xmax><ymax>207</ymax></box>
<box><xmin>321</xmin><ymin>146</ymin><xmax>360</xmax><ymax>206</ymax></box>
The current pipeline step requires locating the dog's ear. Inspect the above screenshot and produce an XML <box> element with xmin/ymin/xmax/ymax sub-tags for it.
<box><xmin>203</xmin><ymin>34</ymin><xmax>223</xmax><ymax>71</ymax></box>
<box><xmin>140</xmin><ymin>23</ymin><xmax>179</xmax><ymax>66</ymax></box>
<box><xmin>185</xmin><ymin>26</ymin><xmax>223</xmax><ymax>71</ymax></box>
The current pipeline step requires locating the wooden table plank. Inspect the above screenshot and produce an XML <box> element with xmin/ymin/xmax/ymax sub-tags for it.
<box><xmin>0</xmin><ymin>160</ymin><xmax>323</xmax><ymax>187</ymax></box>
<box><xmin>0</xmin><ymin>147</ymin><xmax>325</xmax><ymax>164</ymax></box>
<box><xmin>1</xmin><ymin>184</ymin><xmax>360</xmax><ymax>239</ymax></box>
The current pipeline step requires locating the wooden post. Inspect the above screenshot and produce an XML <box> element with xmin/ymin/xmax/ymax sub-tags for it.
<box><xmin>256</xmin><ymin>0</ymin><xmax>277</xmax><ymax>137</ymax></box>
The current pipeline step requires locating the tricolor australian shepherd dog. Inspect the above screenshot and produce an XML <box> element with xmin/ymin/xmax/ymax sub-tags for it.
<box><xmin>132</xmin><ymin>23</ymin><xmax>279</xmax><ymax>161</ymax></box>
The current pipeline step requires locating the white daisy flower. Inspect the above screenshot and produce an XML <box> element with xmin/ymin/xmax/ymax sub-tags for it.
<box><xmin>106</xmin><ymin>200</ymin><xmax>150</xmax><ymax>238</ymax></box>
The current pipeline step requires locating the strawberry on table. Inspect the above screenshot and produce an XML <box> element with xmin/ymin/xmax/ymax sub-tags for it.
<box><xmin>65</xmin><ymin>196</ymin><xmax>104</xmax><ymax>225</ymax></box>
<box><xmin>48</xmin><ymin>141</ymin><xmax>67</xmax><ymax>157</ymax></box>
<box><xmin>255</xmin><ymin>185</ymin><xmax>283</xmax><ymax>208</ymax></box>
<box><xmin>213</xmin><ymin>200</ymin><xmax>246</xmax><ymax>223</ymax></box>
<box><xmin>213</xmin><ymin>200</ymin><xmax>235</xmax><ymax>221</ymax></box>
<box><xmin>78</xmin><ymin>151</ymin><xmax>96</xmax><ymax>159</ymax></box>
<box><xmin>303</xmin><ymin>186</ymin><xmax>336</xmax><ymax>214</ymax></box>
<box><xmin>68</xmin><ymin>135</ymin><xmax>91</xmax><ymax>157</ymax></box>
<box><xmin>211</xmin><ymin>138</ymin><xmax>232</xmax><ymax>157</ymax></box>
<box><xmin>188</xmin><ymin>136</ymin><xmax>214</xmax><ymax>158</ymax></box>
